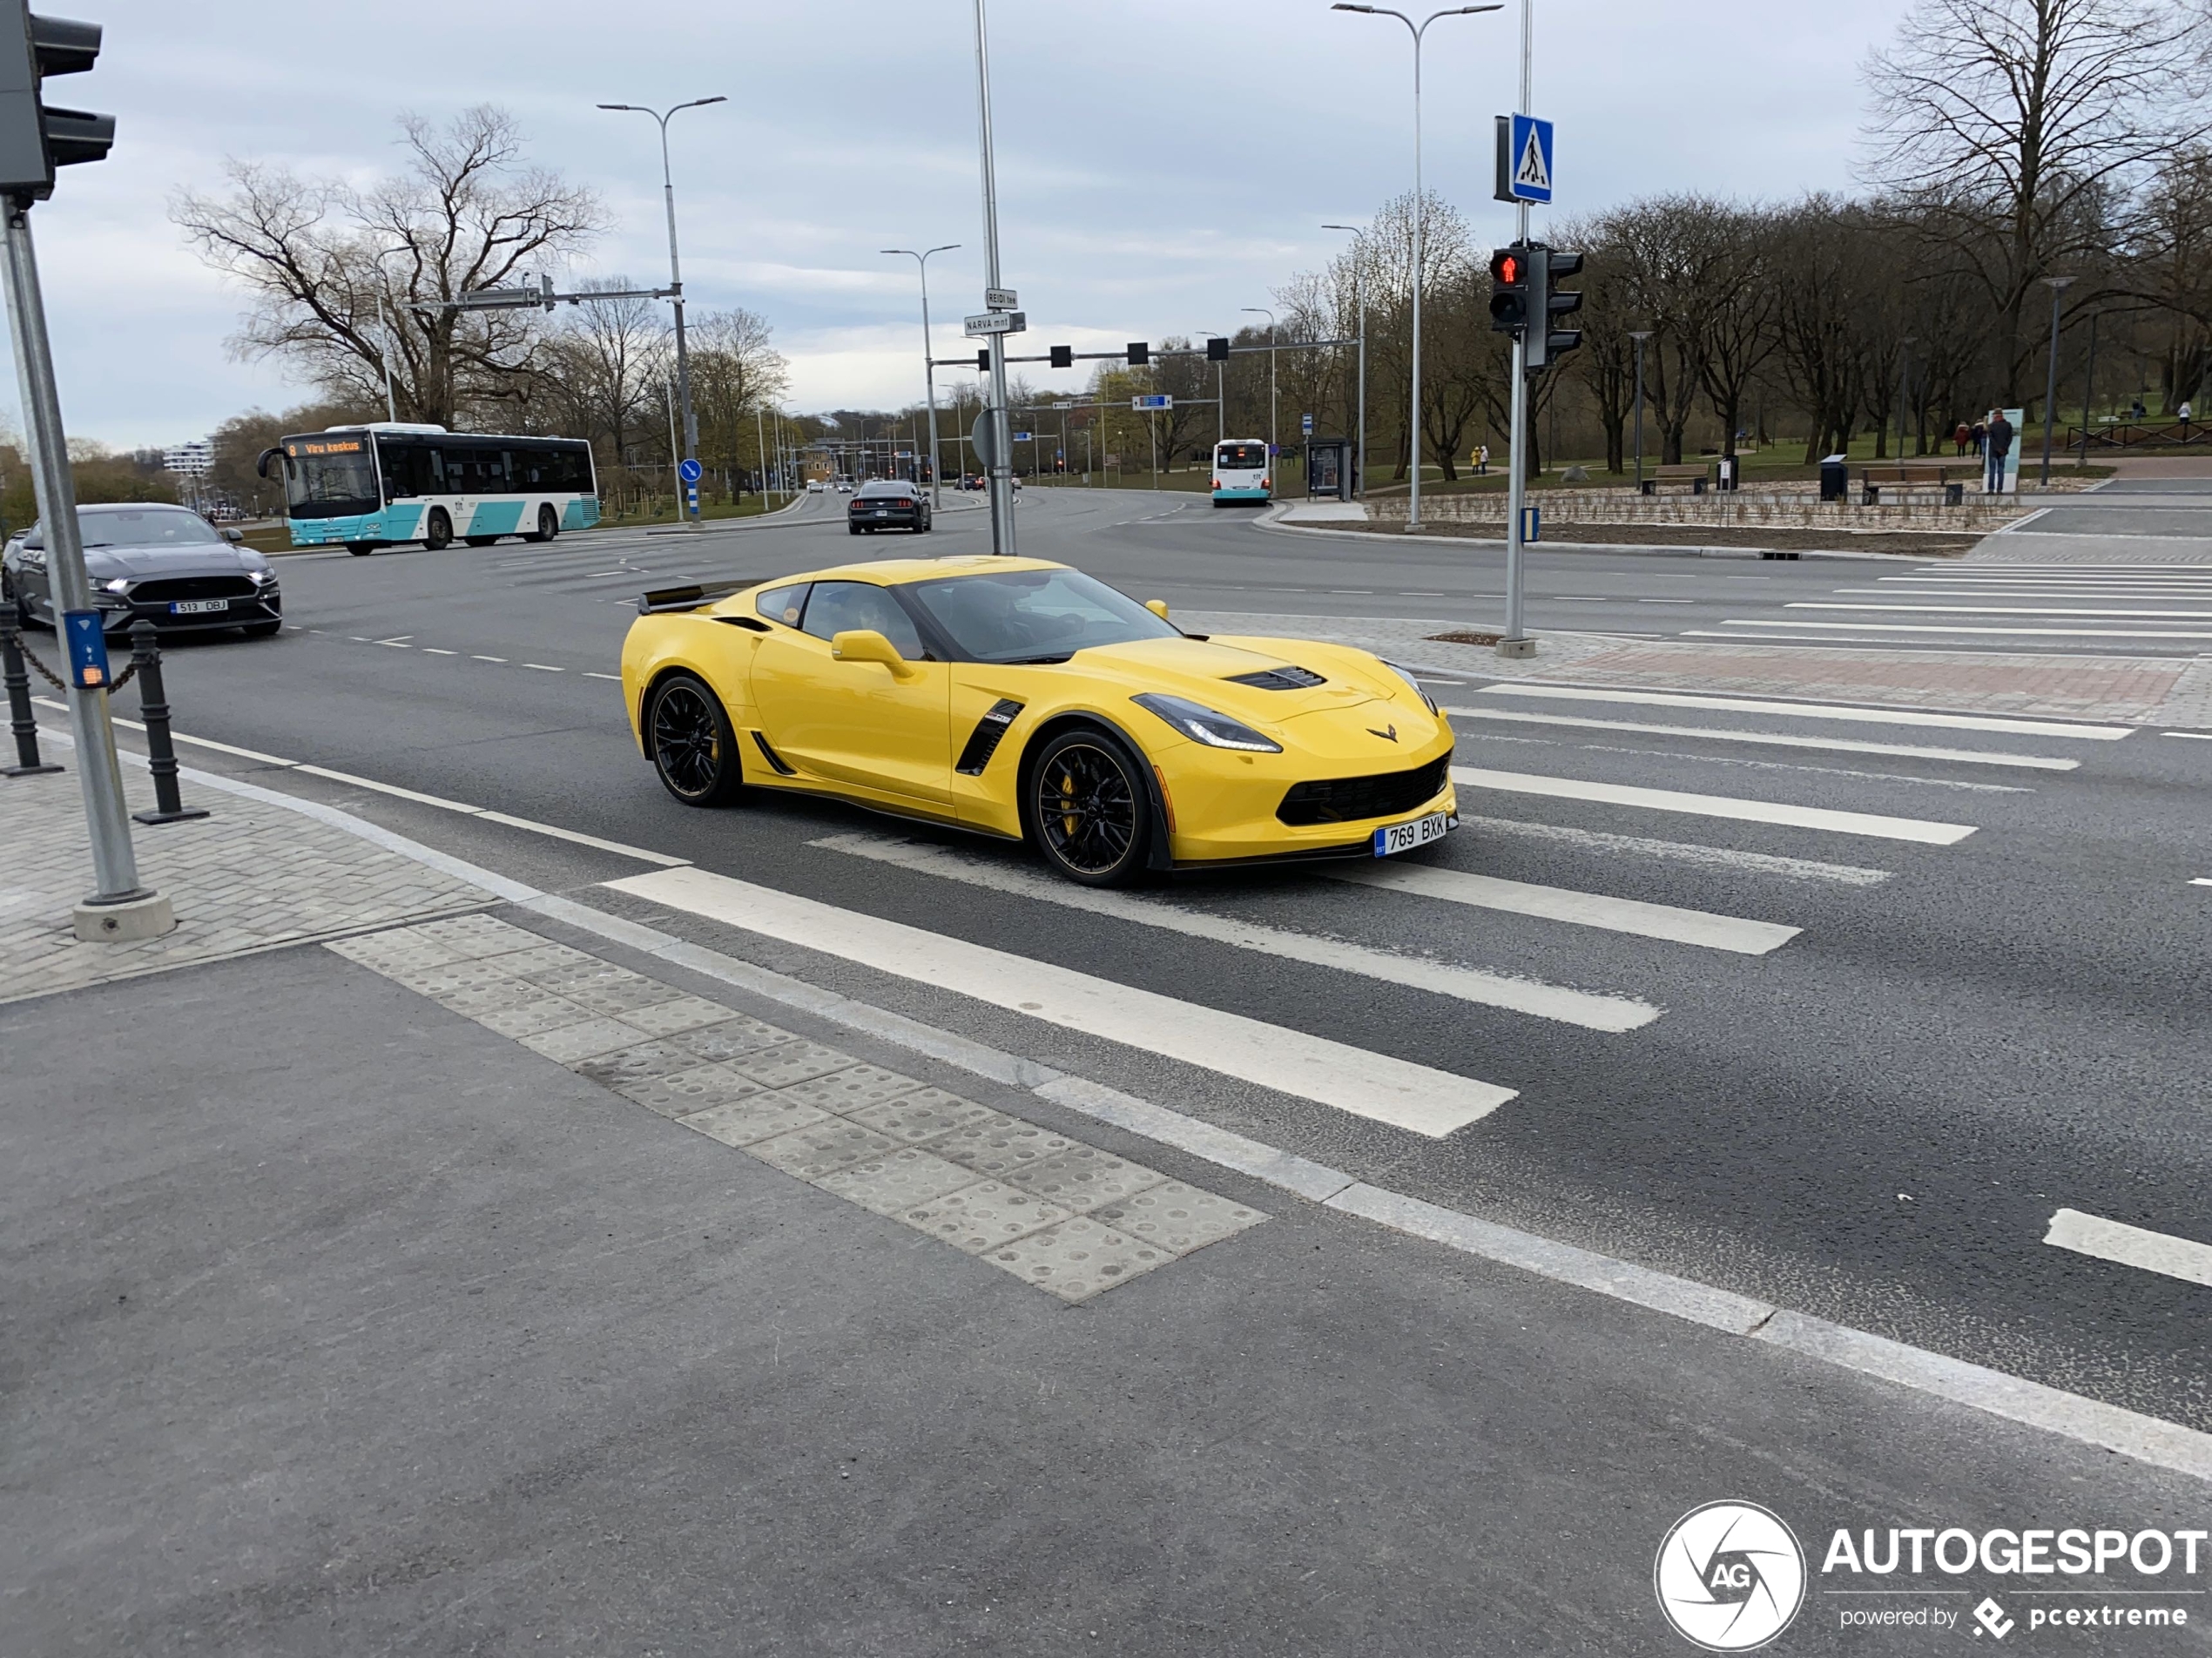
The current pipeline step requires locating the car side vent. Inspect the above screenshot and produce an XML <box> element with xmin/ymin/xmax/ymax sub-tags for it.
<box><xmin>1224</xmin><ymin>665</ymin><xmax>1326</xmax><ymax>691</ymax></box>
<box><xmin>717</xmin><ymin>616</ymin><xmax>770</xmax><ymax>633</ymax></box>
<box><xmin>751</xmin><ymin>731</ymin><xmax>798</xmax><ymax>776</ymax></box>
<box><xmin>955</xmin><ymin>699</ymin><xmax>1023</xmax><ymax>776</ymax></box>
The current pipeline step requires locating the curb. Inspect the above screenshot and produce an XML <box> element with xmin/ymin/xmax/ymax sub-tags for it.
<box><xmin>1254</xmin><ymin>506</ymin><xmax>1969</xmax><ymax>563</ymax></box>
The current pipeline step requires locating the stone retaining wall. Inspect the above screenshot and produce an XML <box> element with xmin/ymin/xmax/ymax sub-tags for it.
<box><xmin>1364</xmin><ymin>489</ymin><xmax>2028</xmax><ymax>532</ymax></box>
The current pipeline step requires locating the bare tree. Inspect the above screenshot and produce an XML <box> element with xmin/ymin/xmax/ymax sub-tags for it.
<box><xmin>174</xmin><ymin>106</ymin><xmax>603</xmax><ymax>428</ymax></box>
<box><xmin>687</xmin><ymin>307</ymin><xmax>789</xmax><ymax>482</ymax></box>
<box><xmin>1863</xmin><ymin>0</ymin><xmax>2211</xmax><ymax>400</ymax></box>
<box><xmin>539</xmin><ymin>280</ymin><xmax>671</xmax><ymax>496</ymax></box>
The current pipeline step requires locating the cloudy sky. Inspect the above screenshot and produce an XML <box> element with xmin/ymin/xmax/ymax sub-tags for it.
<box><xmin>21</xmin><ymin>0</ymin><xmax>1917</xmax><ymax>449</ymax></box>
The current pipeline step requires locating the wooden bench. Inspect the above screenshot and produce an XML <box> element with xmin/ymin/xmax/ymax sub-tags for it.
<box><xmin>1637</xmin><ymin>463</ymin><xmax>1707</xmax><ymax>496</ymax></box>
<box><xmin>1861</xmin><ymin>465</ymin><xmax>1965</xmax><ymax>506</ymax></box>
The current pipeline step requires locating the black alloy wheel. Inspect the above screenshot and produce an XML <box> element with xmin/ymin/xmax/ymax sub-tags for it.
<box><xmin>526</xmin><ymin>504</ymin><xmax>558</xmax><ymax>543</ymax></box>
<box><xmin>424</xmin><ymin>509</ymin><xmax>453</xmax><ymax>551</ymax></box>
<box><xmin>649</xmin><ymin>673</ymin><xmax>743</xmax><ymax>806</ymax></box>
<box><xmin>1025</xmin><ymin>727</ymin><xmax>1151</xmax><ymax>887</ymax></box>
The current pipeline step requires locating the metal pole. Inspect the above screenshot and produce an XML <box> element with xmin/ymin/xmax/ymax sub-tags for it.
<box><xmin>973</xmin><ymin>0</ymin><xmax>1016</xmax><ymax>556</ymax></box>
<box><xmin>1501</xmin><ymin>0</ymin><xmax>1534</xmax><ymax>657</ymax></box>
<box><xmin>376</xmin><ymin>291</ymin><xmax>397</xmax><ymax>422</ymax></box>
<box><xmin>755</xmin><ymin>404</ymin><xmax>769</xmax><ymax>504</ymax></box>
<box><xmin>1</xmin><ymin>199</ymin><xmax>158</xmax><ymax>922</ymax></box>
<box><xmin>880</xmin><ymin>246</ymin><xmax>958</xmax><ymax>509</ymax></box>
<box><xmin>2079</xmin><ymin>310</ymin><xmax>2099</xmax><ymax>469</ymax></box>
<box><xmin>2040</xmin><ymin>277</ymin><xmax>2073</xmax><ymax>487</ymax></box>
<box><xmin>1896</xmin><ymin>338</ymin><xmax>1913</xmax><ymax>462</ymax></box>
<box><xmin>1630</xmin><ymin>330</ymin><xmax>1650</xmax><ymax>489</ymax></box>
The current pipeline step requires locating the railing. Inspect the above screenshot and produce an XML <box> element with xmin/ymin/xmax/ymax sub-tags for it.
<box><xmin>2067</xmin><ymin>421</ymin><xmax>2212</xmax><ymax>451</ymax></box>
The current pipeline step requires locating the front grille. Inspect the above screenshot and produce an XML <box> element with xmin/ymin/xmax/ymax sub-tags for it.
<box><xmin>129</xmin><ymin>575</ymin><xmax>258</xmax><ymax>603</ymax></box>
<box><xmin>1225</xmin><ymin>665</ymin><xmax>1325</xmax><ymax>691</ymax></box>
<box><xmin>1277</xmin><ymin>752</ymin><xmax>1451</xmax><ymax>826</ymax></box>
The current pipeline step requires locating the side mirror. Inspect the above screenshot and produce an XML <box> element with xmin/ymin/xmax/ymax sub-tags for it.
<box><xmin>831</xmin><ymin>629</ymin><xmax>918</xmax><ymax>679</ymax></box>
<box><xmin>222</xmin><ymin>528</ymin><xmax>245</xmax><ymax>543</ymax></box>
<box><xmin>1144</xmin><ymin>599</ymin><xmax>1170</xmax><ymax>621</ymax></box>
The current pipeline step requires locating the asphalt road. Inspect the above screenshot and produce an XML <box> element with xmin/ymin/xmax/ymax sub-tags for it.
<box><xmin>94</xmin><ymin>482</ymin><xmax>2212</xmax><ymax>1435</ymax></box>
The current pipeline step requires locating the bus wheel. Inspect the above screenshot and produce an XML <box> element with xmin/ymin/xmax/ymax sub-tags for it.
<box><xmin>524</xmin><ymin>505</ymin><xmax>558</xmax><ymax>543</ymax></box>
<box><xmin>346</xmin><ymin>542</ymin><xmax>374</xmax><ymax>556</ymax></box>
<box><xmin>424</xmin><ymin>509</ymin><xmax>453</xmax><ymax>551</ymax></box>
<box><xmin>464</xmin><ymin>536</ymin><xmax>497</xmax><ymax>547</ymax></box>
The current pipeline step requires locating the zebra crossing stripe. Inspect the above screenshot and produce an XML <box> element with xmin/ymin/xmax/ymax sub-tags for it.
<box><xmin>1331</xmin><ymin>862</ymin><xmax>1799</xmax><ymax>955</ymax></box>
<box><xmin>1450</xmin><ymin>766</ymin><xmax>1977</xmax><ymax>845</ymax></box>
<box><xmin>604</xmin><ymin>865</ymin><xmax>1519</xmax><ymax>1136</ymax></box>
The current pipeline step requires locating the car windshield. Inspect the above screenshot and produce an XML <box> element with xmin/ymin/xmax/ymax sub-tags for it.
<box><xmin>1217</xmin><ymin>444</ymin><xmax>1267</xmax><ymax>470</ymax></box>
<box><xmin>71</xmin><ymin>509</ymin><xmax>223</xmax><ymax>550</ymax></box>
<box><xmin>901</xmin><ymin>567</ymin><xmax>1178</xmax><ymax>664</ymax></box>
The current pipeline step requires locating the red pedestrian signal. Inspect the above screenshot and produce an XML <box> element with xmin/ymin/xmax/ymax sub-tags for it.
<box><xmin>1488</xmin><ymin>244</ymin><xmax>1531</xmax><ymax>334</ymax></box>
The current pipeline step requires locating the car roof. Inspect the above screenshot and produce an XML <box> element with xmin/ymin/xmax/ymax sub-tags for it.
<box><xmin>752</xmin><ymin>555</ymin><xmax>1066</xmax><ymax>592</ymax></box>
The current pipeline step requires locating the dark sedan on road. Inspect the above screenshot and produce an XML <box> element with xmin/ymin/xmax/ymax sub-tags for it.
<box><xmin>3</xmin><ymin>503</ymin><xmax>282</xmax><ymax>638</ymax></box>
<box><xmin>846</xmin><ymin>479</ymin><xmax>933</xmax><ymax>535</ymax></box>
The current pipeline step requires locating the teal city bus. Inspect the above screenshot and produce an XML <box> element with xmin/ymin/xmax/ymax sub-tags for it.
<box><xmin>259</xmin><ymin>423</ymin><xmax>599</xmax><ymax>556</ymax></box>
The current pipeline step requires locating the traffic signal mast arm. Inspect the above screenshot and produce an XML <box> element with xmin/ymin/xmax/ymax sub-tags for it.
<box><xmin>930</xmin><ymin>338</ymin><xmax>1355</xmax><ymax>370</ymax></box>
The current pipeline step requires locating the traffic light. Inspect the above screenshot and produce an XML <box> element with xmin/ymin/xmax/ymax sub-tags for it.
<box><xmin>973</xmin><ymin>349</ymin><xmax>988</xmax><ymax>372</ymax></box>
<box><xmin>1049</xmin><ymin>344</ymin><xmax>1073</xmax><ymax>368</ymax></box>
<box><xmin>0</xmin><ymin>4</ymin><xmax>112</xmax><ymax>199</ymax></box>
<box><xmin>1526</xmin><ymin>246</ymin><xmax>1584</xmax><ymax>371</ymax></box>
<box><xmin>1487</xmin><ymin>244</ymin><xmax>1530</xmax><ymax>335</ymax></box>
<box><xmin>1126</xmin><ymin>341</ymin><xmax>1149</xmax><ymax>366</ymax></box>
<box><xmin>1206</xmin><ymin>336</ymin><xmax>1230</xmax><ymax>362</ymax></box>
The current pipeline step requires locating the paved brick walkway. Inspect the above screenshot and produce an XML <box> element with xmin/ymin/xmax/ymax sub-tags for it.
<box><xmin>0</xmin><ymin>758</ymin><xmax>496</xmax><ymax>1005</ymax></box>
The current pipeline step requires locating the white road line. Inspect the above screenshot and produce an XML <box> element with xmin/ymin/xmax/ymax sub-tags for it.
<box><xmin>1790</xmin><ymin>603</ymin><xmax>2212</xmax><ymax>619</ymax></box>
<box><xmin>31</xmin><ymin>697</ymin><xmax>299</xmax><ymax>765</ymax></box>
<box><xmin>471</xmin><ymin>654</ymin><xmax>508</xmax><ymax>663</ymax></box>
<box><xmin>294</xmin><ymin>764</ymin><xmax>485</xmax><ymax>812</ymax></box>
<box><xmin>422</xmin><ymin>647</ymin><xmax>458</xmax><ymax>656</ymax></box>
<box><xmin>1716</xmin><ymin>619</ymin><xmax>2212</xmax><ymax>641</ymax></box>
<box><xmin>522</xmin><ymin>663</ymin><xmax>564</xmax><ymax>672</ymax></box>
<box><xmin>1450</xmin><ymin>765</ymin><xmax>1977</xmax><ymax>844</ymax></box>
<box><xmin>374</xmin><ymin>636</ymin><xmax>413</xmax><ymax>646</ymax></box>
<box><xmin>2164</xmin><ymin>732</ymin><xmax>2212</xmax><ymax>739</ymax></box>
<box><xmin>1442</xmin><ymin>705</ymin><xmax>2078</xmax><ymax>771</ymax></box>
<box><xmin>2193</xmin><ymin>878</ymin><xmax>2212</xmax><ymax>887</ymax></box>
<box><xmin>2044</xmin><ymin>1209</ymin><xmax>2212</xmax><ymax>1288</ymax></box>
<box><xmin>607</xmin><ymin>864</ymin><xmax>1517</xmax><ymax>1136</ymax></box>
<box><xmin>1678</xmin><ymin>631</ymin><xmax>2200</xmax><ymax>655</ymax></box>
<box><xmin>1455</xmin><ymin>813</ymin><xmax>1892</xmax><ymax>884</ymax></box>
<box><xmin>1331</xmin><ymin>861</ymin><xmax>1799</xmax><ymax>954</ymax></box>
<box><xmin>1472</xmin><ymin>683</ymin><xmax>2131</xmax><ymax>740</ymax></box>
<box><xmin>584</xmin><ymin>671</ymin><xmax>623</xmax><ymax>681</ymax></box>
<box><xmin>474</xmin><ymin>811</ymin><xmax>689</xmax><ymax>865</ymax></box>
<box><xmin>813</xmin><ymin>834</ymin><xmax>1657</xmax><ymax>1031</ymax></box>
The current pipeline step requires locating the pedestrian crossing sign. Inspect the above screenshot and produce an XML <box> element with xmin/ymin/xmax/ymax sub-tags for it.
<box><xmin>1498</xmin><ymin>113</ymin><xmax>1554</xmax><ymax>206</ymax></box>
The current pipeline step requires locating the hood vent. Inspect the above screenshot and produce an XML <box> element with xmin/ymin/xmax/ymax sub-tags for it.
<box><xmin>1224</xmin><ymin>665</ymin><xmax>1325</xmax><ymax>691</ymax></box>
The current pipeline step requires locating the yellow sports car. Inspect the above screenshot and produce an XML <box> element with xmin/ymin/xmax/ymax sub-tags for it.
<box><xmin>619</xmin><ymin>556</ymin><xmax>1455</xmax><ymax>886</ymax></box>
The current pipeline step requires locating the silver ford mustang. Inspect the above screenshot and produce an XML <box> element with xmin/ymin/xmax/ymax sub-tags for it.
<box><xmin>3</xmin><ymin>502</ymin><xmax>282</xmax><ymax>637</ymax></box>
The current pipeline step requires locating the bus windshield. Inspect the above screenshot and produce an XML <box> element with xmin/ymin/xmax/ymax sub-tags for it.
<box><xmin>1217</xmin><ymin>443</ymin><xmax>1267</xmax><ymax>471</ymax></box>
<box><xmin>283</xmin><ymin>436</ymin><xmax>381</xmax><ymax>518</ymax></box>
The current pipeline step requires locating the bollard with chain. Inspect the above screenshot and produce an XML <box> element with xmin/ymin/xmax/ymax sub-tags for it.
<box><xmin>127</xmin><ymin>620</ymin><xmax>208</xmax><ymax>826</ymax></box>
<box><xmin>1</xmin><ymin>610</ymin><xmax>63</xmax><ymax>776</ymax></box>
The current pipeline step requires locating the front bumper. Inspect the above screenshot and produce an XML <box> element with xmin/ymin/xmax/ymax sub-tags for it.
<box><xmin>1155</xmin><ymin>738</ymin><xmax>1457</xmax><ymax>866</ymax></box>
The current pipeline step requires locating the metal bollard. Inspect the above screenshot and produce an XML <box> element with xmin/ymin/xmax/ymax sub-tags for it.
<box><xmin>127</xmin><ymin>620</ymin><xmax>209</xmax><ymax>826</ymax></box>
<box><xmin>1</xmin><ymin>612</ymin><xmax>62</xmax><ymax>776</ymax></box>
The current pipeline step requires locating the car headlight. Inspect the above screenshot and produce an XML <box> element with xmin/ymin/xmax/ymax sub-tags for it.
<box><xmin>247</xmin><ymin>569</ymin><xmax>278</xmax><ymax>585</ymax></box>
<box><xmin>1380</xmin><ymin>659</ymin><xmax>1438</xmax><ymax>714</ymax></box>
<box><xmin>99</xmin><ymin>577</ymin><xmax>131</xmax><ymax>595</ymax></box>
<box><xmin>1131</xmin><ymin>693</ymin><xmax>1282</xmax><ymax>752</ymax></box>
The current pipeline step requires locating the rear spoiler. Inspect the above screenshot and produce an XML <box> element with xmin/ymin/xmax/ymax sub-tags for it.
<box><xmin>637</xmin><ymin>580</ymin><xmax>754</xmax><ymax>616</ymax></box>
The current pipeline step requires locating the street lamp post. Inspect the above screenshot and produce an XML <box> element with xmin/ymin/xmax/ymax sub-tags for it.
<box><xmin>1197</xmin><ymin>329</ymin><xmax>1224</xmax><ymax>445</ymax></box>
<box><xmin>597</xmin><ymin>96</ymin><xmax>726</xmax><ymax>525</ymax></box>
<box><xmin>1242</xmin><ymin>306</ymin><xmax>1278</xmax><ymax>486</ymax></box>
<box><xmin>2040</xmin><ymin>275</ymin><xmax>2075</xmax><ymax>486</ymax></box>
<box><xmin>1629</xmin><ymin>328</ymin><xmax>1652</xmax><ymax>489</ymax></box>
<box><xmin>1324</xmin><ymin>224</ymin><xmax>1370</xmax><ymax>499</ymax></box>
<box><xmin>972</xmin><ymin>0</ymin><xmax>1017</xmax><ymax>555</ymax></box>
<box><xmin>884</xmin><ymin>243</ymin><xmax>961</xmax><ymax>509</ymax></box>
<box><xmin>1332</xmin><ymin>4</ymin><xmax>1500</xmax><ymax>529</ymax></box>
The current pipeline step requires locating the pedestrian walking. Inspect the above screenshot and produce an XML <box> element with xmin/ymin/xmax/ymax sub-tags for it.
<box><xmin>1971</xmin><ymin>419</ymin><xmax>1987</xmax><ymax>456</ymax></box>
<box><xmin>2180</xmin><ymin>400</ymin><xmax>2195</xmax><ymax>428</ymax></box>
<box><xmin>1476</xmin><ymin>443</ymin><xmax>1490</xmax><ymax>476</ymax></box>
<box><xmin>1953</xmin><ymin>421</ymin><xmax>1971</xmax><ymax>456</ymax></box>
<box><xmin>1986</xmin><ymin>410</ymin><xmax>2014</xmax><ymax>492</ymax></box>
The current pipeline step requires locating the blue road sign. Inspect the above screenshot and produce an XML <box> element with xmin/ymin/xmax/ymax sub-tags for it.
<box><xmin>1013</xmin><ymin>431</ymin><xmax>1033</xmax><ymax>442</ymax></box>
<box><xmin>1301</xmin><ymin>413</ymin><xmax>1314</xmax><ymax>436</ymax></box>
<box><xmin>678</xmin><ymin>457</ymin><xmax>703</xmax><ymax>485</ymax></box>
<box><xmin>1507</xmin><ymin>114</ymin><xmax>1554</xmax><ymax>205</ymax></box>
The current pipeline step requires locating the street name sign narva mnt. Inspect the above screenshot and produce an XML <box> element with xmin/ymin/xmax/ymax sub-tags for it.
<box><xmin>1494</xmin><ymin>111</ymin><xmax>1554</xmax><ymax>206</ymax></box>
<box><xmin>965</xmin><ymin>310</ymin><xmax>1026</xmax><ymax>337</ymax></box>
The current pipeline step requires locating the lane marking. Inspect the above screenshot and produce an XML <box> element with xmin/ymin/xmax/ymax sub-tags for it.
<box><xmin>2168</xmin><ymin>732</ymin><xmax>2212</xmax><ymax>741</ymax></box>
<box><xmin>1472</xmin><ymin>683</ymin><xmax>2131</xmax><ymax>740</ymax></box>
<box><xmin>584</xmin><ymin>671</ymin><xmax>623</xmax><ymax>682</ymax></box>
<box><xmin>1572</xmin><ymin>742</ymin><xmax>2031</xmax><ymax>794</ymax></box>
<box><xmin>31</xmin><ymin>697</ymin><xmax>297</xmax><ymax>765</ymax></box>
<box><xmin>2044</xmin><ymin>1209</ymin><xmax>2212</xmax><ymax>1288</ymax></box>
<box><xmin>1330</xmin><ymin>861</ymin><xmax>1799</xmax><ymax>954</ymax></box>
<box><xmin>2192</xmin><ymin>878</ymin><xmax>2212</xmax><ymax>887</ymax></box>
<box><xmin>1679</xmin><ymin>630</ymin><xmax>2200</xmax><ymax>657</ymax></box>
<box><xmin>1443</xmin><ymin>705</ymin><xmax>2078</xmax><ymax>771</ymax></box>
<box><xmin>1445</xmin><ymin>814</ymin><xmax>1892</xmax><ymax>886</ymax></box>
<box><xmin>423</xmin><ymin>647</ymin><xmax>458</xmax><ymax>656</ymax></box>
<box><xmin>1450</xmin><ymin>765</ymin><xmax>1977</xmax><ymax>844</ymax></box>
<box><xmin>1716</xmin><ymin>619</ymin><xmax>2212</xmax><ymax>641</ymax></box>
<box><xmin>1790</xmin><ymin>603</ymin><xmax>2212</xmax><ymax>619</ymax></box>
<box><xmin>374</xmin><ymin>635</ymin><xmax>413</xmax><ymax>646</ymax></box>
<box><xmin>605</xmin><ymin>864</ymin><xmax>1518</xmax><ymax>1136</ymax></box>
<box><xmin>813</xmin><ymin>833</ymin><xmax>1657</xmax><ymax>1031</ymax></box>
<box><xmin>522</xmin><ymin>663</ymin><xmax>564</xmax><ymax>672</ymax></box>
<box><xmin>471</xmin><ymin>654</ymin><xmax>508</xmax><ymax>663</ymax></box>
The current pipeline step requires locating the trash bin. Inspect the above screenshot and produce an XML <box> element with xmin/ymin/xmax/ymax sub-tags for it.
<box><xmin>1819</xmin><ymin>454</ymin><xmax>1848</xmax><ymax>502</ymax></box>
<box><xmin>1716</xmin><ymin>455</ymin><xmax>1738</xmax><ymax>492</ymax></box>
